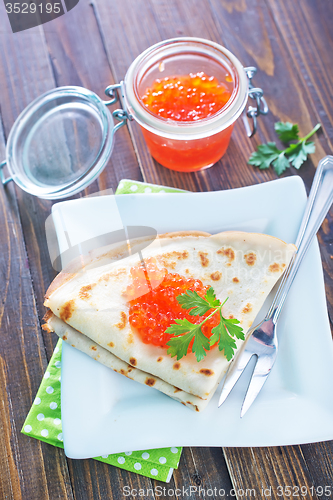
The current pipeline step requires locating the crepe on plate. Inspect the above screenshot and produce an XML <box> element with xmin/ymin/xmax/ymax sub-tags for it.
<box><xmin>44</xmin><ymin>231</ymin><xmax>295</xmax><ymax>411</ymax></box>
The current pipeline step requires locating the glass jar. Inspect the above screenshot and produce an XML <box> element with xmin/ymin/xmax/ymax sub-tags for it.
<box><xmin>123</xmin><ymin>38</ymin><xmax>249</xmax><ymax>172</ymax></box>
<box><xmin>0</xmin><ymin>38</ymin><xmax>267</xmax><ymax>199</ymax></box>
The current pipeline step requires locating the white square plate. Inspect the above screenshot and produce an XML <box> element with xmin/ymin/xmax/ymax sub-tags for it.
<box><xmin>54</xmin><ymin>177</ymin><xmax>333</xmax><ymax>458</ymax></box>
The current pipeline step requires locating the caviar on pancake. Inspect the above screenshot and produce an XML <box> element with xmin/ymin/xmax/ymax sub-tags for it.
<box><xmin>125</xmin><ymin>258</ymin><xmax>219</xmax><ymax>350</ymax></box>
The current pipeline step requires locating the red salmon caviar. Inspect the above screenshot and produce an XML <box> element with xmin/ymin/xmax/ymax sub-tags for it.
<box><xmin>126</xmin><ymin>258</ymin><xmax>219</xmax><ymax>349</ymax></box>
<box><xmin>141</xmin><ymin>72</ymin><xmax>232</xmax><ymax>122</ymax></box>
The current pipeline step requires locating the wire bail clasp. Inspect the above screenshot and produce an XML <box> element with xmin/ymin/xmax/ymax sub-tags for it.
<box><xmin>243</xmin><ymin>66</ymin><xmax>269</xmax><ymax>138</ymax></box>
<box><xmin>104</xmin><ymin>83</ymin><xmax>133</xmax><ymax>133</ymax></box>
<box><xmin>0</xmin><ymin>160</ymin><xmax>12</xmax><ymax>186</ymax></box>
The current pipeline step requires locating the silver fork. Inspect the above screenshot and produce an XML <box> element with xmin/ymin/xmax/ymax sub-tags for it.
<box><xmin>218</xmin><ymin>155</ymin><xmax>333</xmax><ymax>417</ymax></box>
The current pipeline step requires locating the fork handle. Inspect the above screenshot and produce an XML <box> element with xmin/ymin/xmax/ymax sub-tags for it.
<box><xmin>271</xmin><ymin>155</ymin><xmax>333</xmax><ymax>324</ymax></box>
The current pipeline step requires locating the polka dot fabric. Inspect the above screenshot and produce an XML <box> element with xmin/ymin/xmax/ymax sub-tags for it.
<box><xmin>115</xmin><ymin>179</ymin><xmax>187</xmax><ymax>195</ymax></box>
<box><xmin>22</xmin><ymin>342</ymin><xmax>64</xmax><ymax>449</ymax></box>
<box><xmin>22</xmin><ymin>338</ymin><xmax>181</xmax><ymax>481</ymax></box>
<box><xmin>21</xmin><ymin>180</ymin><xmax>185</xmax><ymax>483</ymax></box>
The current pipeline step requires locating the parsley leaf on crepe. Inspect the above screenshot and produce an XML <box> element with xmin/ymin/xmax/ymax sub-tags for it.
<box><xmin>248</xmin><ymin>122</ymin><xmax>320</xmax><ymax>175</ymax></box>
<box><xmin>166</xmin><ymin>320</ymin><xmax>211</xmax><ymax>362</ymax></box>
<box><xmin>166</xmin><ymin>287</ymin><xmax>244</xmax><ymax>362</ymax></box>
<box><xmin>177</xmin><ymin>286</ymin><xmax>221</xmax><ymax>315</ymax></box>
<box><xmin>177</xmin><ymin>289</ymin><xmax>213</xmax><ymax>316</ymax></box>
<box><xmin>210</xmin><ymin>313</ymin><xmax>245</xmax><ymax>361</ymax></box>
<box><xmin>204</xmin><ymin>286</ymin><xmax>222</xmax><ymax>308</ymax></box>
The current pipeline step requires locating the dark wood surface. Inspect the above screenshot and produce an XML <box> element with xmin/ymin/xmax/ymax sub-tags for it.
<box><xmin>0</xmin><ymin>0</ymin><xmax>332</xmax><ymax>498</ymax></box>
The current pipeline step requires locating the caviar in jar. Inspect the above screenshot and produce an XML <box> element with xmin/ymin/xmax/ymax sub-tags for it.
<box><xmin>124</xmin><ymin>38</ymin><xmax>248</xmax><ymax>172</ymax></box>
<box><xmin>141</xmin><ymin>72</ymin><xmax>232</xmax><ymax>122</ymax></box>
<box><xmin>139</xmin><ymin>70</ymin><xmax>235</xmax><ymax>171</ymax></box>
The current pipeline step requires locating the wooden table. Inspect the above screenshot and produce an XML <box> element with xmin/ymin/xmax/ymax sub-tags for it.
<box><xmin>0</xmin><ymin>0</ymin><xmax>332</xmax><ymax>498</ymax></box>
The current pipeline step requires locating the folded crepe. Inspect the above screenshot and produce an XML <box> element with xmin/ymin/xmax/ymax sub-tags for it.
<box><xmin>44</xmin><ymin>231</ymin><xmax>296</xmax><ymax>411</ymax></box>
<box><xmin>43</xmin><ymin>313</ymin><xmax>214</xmax><ymax>411</ymax></box>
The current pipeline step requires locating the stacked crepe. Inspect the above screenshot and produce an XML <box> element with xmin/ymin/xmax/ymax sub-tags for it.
<box><xmin>43</xmin><ymin>231</ymin><xmax>295</xmax><ymax>411</ymax></box>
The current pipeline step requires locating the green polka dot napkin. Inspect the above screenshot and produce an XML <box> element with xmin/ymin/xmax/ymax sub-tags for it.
<box><xmin>22</xmin><ymin>179</ymin><xmax>186</xmax><ymax>482</ymax></box>
<box><xmin>115</xmin><ymin>179</ymin><xmax>188</xmax><ymax>195</ymax></box>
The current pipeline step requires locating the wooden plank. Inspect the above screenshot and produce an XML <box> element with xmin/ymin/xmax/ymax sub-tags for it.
<box><xmin>264</xmin><ymin>0</ymin><xmax>333</xmax><ymax>324</ymax></box>
<box><xmin>0</xmin><ymin>6</ymin><xmax>79</xmax><ymax>500</ymax></box>
<box><xmin>0</xmin><ymin>107</ymin><xmax>73</xmax><ymax>499</ymax></box>
<box><xmin>0</xmin><ymin>6</ymin><xmax>60</xmax><ymax>356</ymax></box>
<box><xmin>301</xmin><ymin>441</ymin><xmax>333</xmax><ymax>493</ymax></box>
<box><xmin>0</xmin><ymin>2</ymin><xmax>148</xmax><ymax>499</ymax></box>
<box><xmin>174</xmin><ymin>447</ymin><xmax>234</xmax><ymax>495</ymax></box>
<box><xmin>207</xmin><ymin>0</ymin><xmax>329</xmax><ymax>166</ymax></box>
<box><xmin>43</xmin><ymin>0</ymin><xmax>142</xmax><ymax>190</ymax></box>
<box><xmin>266</xmin><ymin>0</ymin><xmax>333</xmax><ymax>152</ymax></box>
<box><xmin>223</xmin><ymin>446</ymin><xmax>323</xmax><ymax>499</ymax></box>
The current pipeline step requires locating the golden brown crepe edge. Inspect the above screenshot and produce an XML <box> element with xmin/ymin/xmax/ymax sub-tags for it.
<box><xmin>44</xmin><ymin>229</ymin><xmax>296</xmax><ymax>307</ymax></box>
<box><xmin>44</xmin><ymin>231</ymin><xmax>211</xmax><ymax>304</ymax></box>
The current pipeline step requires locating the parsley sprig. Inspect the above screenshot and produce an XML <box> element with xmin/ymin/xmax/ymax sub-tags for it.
<box><xmin>248</xmin><ymin>122</ymin><xmax>321</xmax><ymax>175</ymax></box>
<box><xmin>166</xmin><ymin>288</ymin><xmax>245</xmax><ymax>362</ymax></box>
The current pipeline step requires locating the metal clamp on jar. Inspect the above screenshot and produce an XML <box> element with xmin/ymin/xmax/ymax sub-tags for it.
<box><xmin>0</xmin><ymin>37</ymin><xmax>268</xmax><ymax>199</ymax></box>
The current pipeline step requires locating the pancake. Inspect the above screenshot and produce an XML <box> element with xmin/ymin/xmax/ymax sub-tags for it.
<box><xmin>44</xmin><ymin>231</ymin><xmax>296</xmax><ymax>409</ymax></box>
<box><xmin>43</xmin><ymin>313</ymin><xmax>214</xmax><ymax>412</ymax></box>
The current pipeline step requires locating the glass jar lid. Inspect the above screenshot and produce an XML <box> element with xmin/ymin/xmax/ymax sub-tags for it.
<box><xmin>3</xmin><ymin>86</ymin><xmax>116</xmax><ymax>200</ymax></box>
